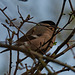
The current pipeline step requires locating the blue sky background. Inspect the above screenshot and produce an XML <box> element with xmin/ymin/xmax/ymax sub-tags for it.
<box><xmin>0</xmin><ymin>0</ymin><xmax>75</xmax><ymax>75</ymax></box>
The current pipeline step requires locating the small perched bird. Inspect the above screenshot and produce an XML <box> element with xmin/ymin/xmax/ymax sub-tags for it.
<box><xmin>15</xmin><ymin>20</ymin><xmax>56</xmax><ymax>55</ymax></box>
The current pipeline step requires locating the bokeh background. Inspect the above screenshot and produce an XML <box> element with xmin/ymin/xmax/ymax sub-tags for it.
<box><xmin>0</xmin><ymin>0</ymin><xmax>75</xmax><ymax>75</ymax></box>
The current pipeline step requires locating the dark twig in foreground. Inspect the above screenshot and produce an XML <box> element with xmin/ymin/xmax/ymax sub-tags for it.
<box><xmin>52</xmin><ymin>28</ymin><xmax>75</xmax><ymax>56</ymax></box>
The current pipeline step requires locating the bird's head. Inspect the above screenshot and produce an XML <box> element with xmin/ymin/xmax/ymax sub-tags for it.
<box><xmin>39</xmin><ymin>20</ymin><xmax>56</xmax><ymax>28</ymax></box>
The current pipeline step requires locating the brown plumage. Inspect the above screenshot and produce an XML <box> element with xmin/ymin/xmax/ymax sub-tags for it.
<box><xmin>15</xmin><ymin>20</ymin><xmax>56</xmax><ymax>54</ymax></box>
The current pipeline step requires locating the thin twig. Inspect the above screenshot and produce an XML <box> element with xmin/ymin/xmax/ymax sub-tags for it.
<box><xmin>0</xmin><ymin>43</ymin><xmax>75</xmax><ymax>72</ymax></box>
<box><xmin>54</xmin><ymin>43</ymin><xmax>75</xmax><ymax>58</ymax></box>
<box><xmin>52</xmin><ymin>28</ymin><xmax>75</xmax><ymax>56</ymax></box>
<box><xmin>56</xmin><ymin>0</ymin><xmax>67</xmax><ymax>27</ymax></box>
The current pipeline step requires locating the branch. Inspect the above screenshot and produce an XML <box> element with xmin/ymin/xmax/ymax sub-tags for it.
<box><xmin>0</xmin><ymin>43</ymin><xmax>75</xmax><ymax>72</ymax></box>
<box><xmin>54</xmin><ymin>43</ymin><xmax>75</xmax><ymax>58</ymax></box>
<box><xmin>56</xmin><ymin>0</ymin><xmax>67</xmax><ymax>26</ymax></box>
<box><xmin>52</xmin><ymin>28</ymin><xmax>75</xmax><ymax>56</ymax></box>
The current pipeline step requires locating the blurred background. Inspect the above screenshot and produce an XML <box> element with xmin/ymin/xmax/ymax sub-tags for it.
<box><xmin>0</xmin><ymin>0</ymin><xmax>75</xmax><ymax>75</ymax></box>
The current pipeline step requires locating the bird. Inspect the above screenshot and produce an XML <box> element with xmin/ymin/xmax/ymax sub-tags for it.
<box><xmin>15</xmin><ymin>20</ymin><xmax>56</xmax><ymax>55</ymax></box>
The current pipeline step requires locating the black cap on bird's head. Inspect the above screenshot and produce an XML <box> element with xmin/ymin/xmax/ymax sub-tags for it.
<box><xmin>39</xmin><ymin>20</ymin><xmax>56</xmax><ymax>28</ymax></box>
<box><xmin>39</xmin><ymin>20</ymin><xmax>55</xmax><ymax>25</ymax></box>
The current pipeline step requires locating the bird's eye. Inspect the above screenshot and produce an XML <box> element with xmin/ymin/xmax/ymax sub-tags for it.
<box><xmin>50</xmin><ymin>28</ymin><xmax>53</xmax><ymax>31</ymax></box>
